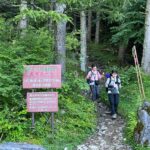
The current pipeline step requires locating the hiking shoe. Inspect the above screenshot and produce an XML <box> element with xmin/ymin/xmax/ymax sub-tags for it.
<box><xmin>112</xmin><ymin>114</ymin><xmax>117</xmax><ymax>119</ymax></box>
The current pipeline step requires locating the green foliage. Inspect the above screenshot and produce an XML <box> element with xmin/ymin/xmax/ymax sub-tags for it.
<box><xmin>0</xmin><ymin>23</ymin><xmax>56</xmax><ymax>143</ymax></box>
<box><xmin>0</xmin><ymin>16</ymin><xmax>96</xmax><ymax>149</ymax></box>
<box><xmin>45</xmin><ymin>73</ymin><xmax>96</xmax><ymax>149</ymax></box>
<box><xmin>0</xmin><ymin>26</ymin><xmax>54</xmax><ymax>107</ymax></box>
<box><xmin>66</xmin><ymin>32</ymin><xmax>80</xmax><ymax>51</ymax></box>
<box><xmin>0</xmin><ymin>107</ymin><xmax>28</xmax><ymax>141</ymax></box>
<box><xmin>66</xmin><ymin>31</ymin><xmax>80</xmax><ymax>71</ymax></box>
<box><xmin>88</xmin><ymin>43</ymin><xmax>118</xmax><ymax>66</ymax></box>
<box><xmin>110</xmin><ymin>0</ymin><xmax>145</xmax><ymax>45</ymax></box>
<box><xmin>15</xmin><ymin>9</ymin><xmax>71</xmax><ymax>24</ymax></box>
<box><xmin>0</xmin><ymin>71</ymin><xmax>96</xmax><ymax>149</ymax></box>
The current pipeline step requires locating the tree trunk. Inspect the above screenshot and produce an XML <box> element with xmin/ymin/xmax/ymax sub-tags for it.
<box><xmin>55</xmin><ymin>3</ymin><xmax>67</xmax><ymax>80</ymax></box>
<box><xmin>87</xmin><ymin>10</ymin><xmax>92</xmax><ymax>42</ymax></box>
<box><xmin>142</xmin><ymin>0</ymin><xmax>150</xmax><ymax>74</ymax></box>
<box><xmin>95</xmin><ymin>12</ymin><xmax>100</xmax><ymax>44</ymax></box>
<box><xmin>48</xmin><ymin>2</ymin><xmax>55</xmax><ymax>32</ymax></box>
<box><xmin>80</xmin><ymin>11</ymin><xmax>87</xmax><ymax>72</ymax></box>
<box><xmin>73</xmin><ymin>14</ymin><xmax>77</xmax><ymax>31</ymax></box>
<box><xmin>118</xmin><ymin>44</ymin><xmax>126</xmax><ymax>65</ymax></box>
<box><xmin>19</xmin><ymin>0</ymin><xmax>27</xmax><ymax>30</ymax></box>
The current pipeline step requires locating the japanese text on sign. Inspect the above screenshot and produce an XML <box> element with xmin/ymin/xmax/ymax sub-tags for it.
<box><xmin>23</xmin><ymin>65</ymin><xmax>61</xmax><ymax>89</ymax></box>
<box><xmin>27</xmin><ymin>92</ymin><xmax>58</xmax><ymax>112</ymax></box>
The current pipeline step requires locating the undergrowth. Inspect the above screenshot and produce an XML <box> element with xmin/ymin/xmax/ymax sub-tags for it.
<box><xmin>0</xmin><ymin>26</ymin><xmax>96</xmax><ymax>150</ymax></box>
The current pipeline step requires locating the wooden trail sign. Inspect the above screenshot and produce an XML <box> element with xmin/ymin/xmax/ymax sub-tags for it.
<box><xmin>23</xmin><ymin>64</ymin><xmax>61</xmax><ymax>130</ymax></box>
<box><xmin>23</xmin><ymin>65</ymin><xmax>61</xmax><ymax>89</ymax></box>
<box><xmin>27</xmin><ymin>92</ymin><xmax>58</xmax><ymax>112</ymax></box>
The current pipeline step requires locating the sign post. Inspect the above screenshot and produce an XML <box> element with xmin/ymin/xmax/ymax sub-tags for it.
<box><xmin>31</xmin><ymin>89</ymin><xmax>35</xmax><ymax>128</ymax></box>
<box><xmin>51</xmin><ymin>112</ymin><xmax>54</xmax><ymax>131</ymax></box>
<box><xmin>23</xmin><ymin>65</ymin><xmax>61</xmax><ymax>131</ymax></box>
<box><xmin>32</xmin><ymin>112</ymin><xmax>35</xmax><ymax>128</ymax></box>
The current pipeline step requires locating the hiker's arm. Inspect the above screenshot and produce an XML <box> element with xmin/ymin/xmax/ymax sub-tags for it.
<box><xmin>105</xmin><ymin>78</ymin><xmax>110</xmax><ymax>87</ymax></box>
<box><xmin>118</xmin><ymin>78</ymin><xmax>121</xmax><ymax>88</ymax></box>
<box><xmin>86</xmin><ymin>71</ymin><xmax>91</xmax><ymax>79</ymax></box>
<box><xmin>98</xmin><ymin>72</ymin><xmax>103</xmax><ymax>79</ymax></box>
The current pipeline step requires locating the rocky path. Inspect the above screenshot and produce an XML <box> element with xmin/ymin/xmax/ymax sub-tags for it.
<box><xmin>76</xmin><ymin>102</ymin><xmax>132</xmax><ymax>150</ymax></box>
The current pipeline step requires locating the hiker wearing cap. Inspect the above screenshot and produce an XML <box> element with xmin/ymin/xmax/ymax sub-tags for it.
<box><xmin>105</xmin><ymin>70</ymin><xmax>121</xmax><ymax>119</ymax></box>
<box><xmin>86</xmin><ymin>64</ymin><xmax>103</xmax><ymax>101</ymax></box>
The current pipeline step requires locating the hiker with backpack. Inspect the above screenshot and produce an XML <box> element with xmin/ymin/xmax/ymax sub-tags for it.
<box><xmin>105</xmin><ymin>70</ymin><xmax>121</xmax><ymax>119</ymax></box>
<box><xmin>86</xmin><ymin>64</ymin><xmax>103</xmax><ymax>101</ymax></box>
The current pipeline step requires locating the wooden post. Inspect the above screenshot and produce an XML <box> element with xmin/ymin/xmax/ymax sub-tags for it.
<box><xmin>31</xmin><ymin>89</ymin><xmax>35</xmax><ymax>128</ymax></box>
<box><xmin>51</xmin><ymin>112</ymin><xmax>54</xmax><ymax>131</ymax></box>
<box><xmin>51</xmin><ymin>89</ymin><xmax>54</xmax><ymax>132</ymax></box>
<box><xmin>132</xmin><ymin>46</ymin><xmax>146</xmax><ymax>101</ymax></box>
<box><xmin>32</xmin><ymin>112</ymin><xmax>35</xmax><ymax>128</ymax></box>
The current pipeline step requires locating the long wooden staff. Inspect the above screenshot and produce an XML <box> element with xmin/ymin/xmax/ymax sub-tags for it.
<box><xmin>132</xmin><ymin>46</ymin><xmax>145</xmax><ymax>101</ymax></box>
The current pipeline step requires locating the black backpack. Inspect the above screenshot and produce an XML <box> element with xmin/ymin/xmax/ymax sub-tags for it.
<box><xmin>86</xmin><ymin>71</ymin><xmax>94</xmax><ymax>84</ymax></box>
<box><xmin>106</xmin><ymin>75</ymin><xmax>120</xmax><ymax>92</ymax></box>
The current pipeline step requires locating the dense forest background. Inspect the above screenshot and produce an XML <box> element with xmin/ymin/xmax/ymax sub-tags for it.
<box><xmin>0</xmin><ymin>0</ymin><xmax>150</xmax><ymax>150</ymax></box>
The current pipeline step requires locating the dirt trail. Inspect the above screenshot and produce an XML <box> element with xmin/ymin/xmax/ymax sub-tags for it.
<box><xmin>76</xmin><ymin>102</ymin><xmax>132</xmax><ymax>150</ymax></box>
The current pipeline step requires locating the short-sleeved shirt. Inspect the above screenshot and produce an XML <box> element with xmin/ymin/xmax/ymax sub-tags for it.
<box><xmin>87</xmin><ymin>70</ymin><xmax>102</xmax><ymax>85</ymax></box>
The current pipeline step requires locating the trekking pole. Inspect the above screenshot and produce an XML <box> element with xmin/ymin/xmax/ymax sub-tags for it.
<box><xmin>132</xmin><ymin>46</ymin><xmax>146</xmax><ymax>101</ymax></box>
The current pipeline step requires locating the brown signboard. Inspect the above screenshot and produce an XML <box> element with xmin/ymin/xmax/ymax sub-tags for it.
<box><xmin>23</xmin><ymin>65</ymin><xmax>61</xmax><ymax>89</ymax></box>
<box><xmin>27</xmin><ymin>92</ymin><xmax>58</xmax><ymax>112</ymax></box>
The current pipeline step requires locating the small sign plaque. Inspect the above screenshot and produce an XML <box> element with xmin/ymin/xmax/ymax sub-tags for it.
<box><xmin>27</xmin><ymin>92</ymin><xmax>58</xmax><ymax>112</ymax></box>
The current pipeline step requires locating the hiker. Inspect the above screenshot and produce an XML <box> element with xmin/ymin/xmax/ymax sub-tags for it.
<box><xmin>86</xmin><ymin>64</ymin><xmax>103</xmax><ymax>101</ymax></box>
<box><xmin>105</xmin><ymin>70</ymin><xmax>121</xmax><ymax>119</ymax></box>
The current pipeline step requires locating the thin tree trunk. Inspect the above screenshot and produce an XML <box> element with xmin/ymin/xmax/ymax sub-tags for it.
<box><xmin>19</xmin><ymin>0</ymin><xmax>27</xmax><ymax>30</ymax></box>
<box><xmin>118</xmin><ymin>44</ymin><xmax>126</xmax><ymax>65</ymax></box>
<box><xmin>31</xmin><ymin>0</ymin><xmax>34</xmax><ymax>8</ymax></box>
<box><xmin>87</xmin><ymin>10</ymin><xmax>92</xmax><ymax>42</ymax></box>
<box><xmin>73</xmin><ymin>14</ymin><xmax>77</xmax><ymax>31</ymax></box>
<box><xmin>80</xmin><ymin>11</ymin><xmax>87</xmax><ymax>72</ymax></box>
<box><xmin>142</xmin><ymin>0</ymin><xmax>150</xmax><ymax>74</ymax></box>
<box><xmin>55</xmin><ymin>3</ymin><xmax>66</xmax><ymax>80</ymax></box>
<box><xmin>95</xmin><ymin>12</ymin><xmax>100</xmax><ymax>44</ymax></box>
<box><xmin>48</xmin><ymin>2</ymin><xmax>55</xmax><ymax>32</ymax></box>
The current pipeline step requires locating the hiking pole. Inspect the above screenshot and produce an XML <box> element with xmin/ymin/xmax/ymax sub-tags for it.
<box><xmin>132</xmin><ymin>46</ymin><xmax>146</xmax><ymax>101</ymax></box>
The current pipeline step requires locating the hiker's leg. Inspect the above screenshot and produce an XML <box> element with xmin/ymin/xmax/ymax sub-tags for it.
<box><xmin>108</xmin><ymin>94</ymin><xmax>115</xmax><ymax>115</ymax></box>
<box><xmin>114</xmin><ymin>94</ymin><xmax>119</xmax><ymax>114</ymax></box>
<box><xmin>95</xmin><ymin>85</ymin><xmax>100</xmax><ymax>99</ymax></box>
<box><xmin>90</xmin><ymin>85</ymin><xmax>93</xmax><ymax>99</ymax></box>
<box><xmin>89</xmin><ymin>85</ymin><xmax>92</xmax><ymax>97</ymax></box>
<box><xmin>91</xmin><ymin>85</ymin><xmax>96</xmax><ymax>100</ymax></box>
